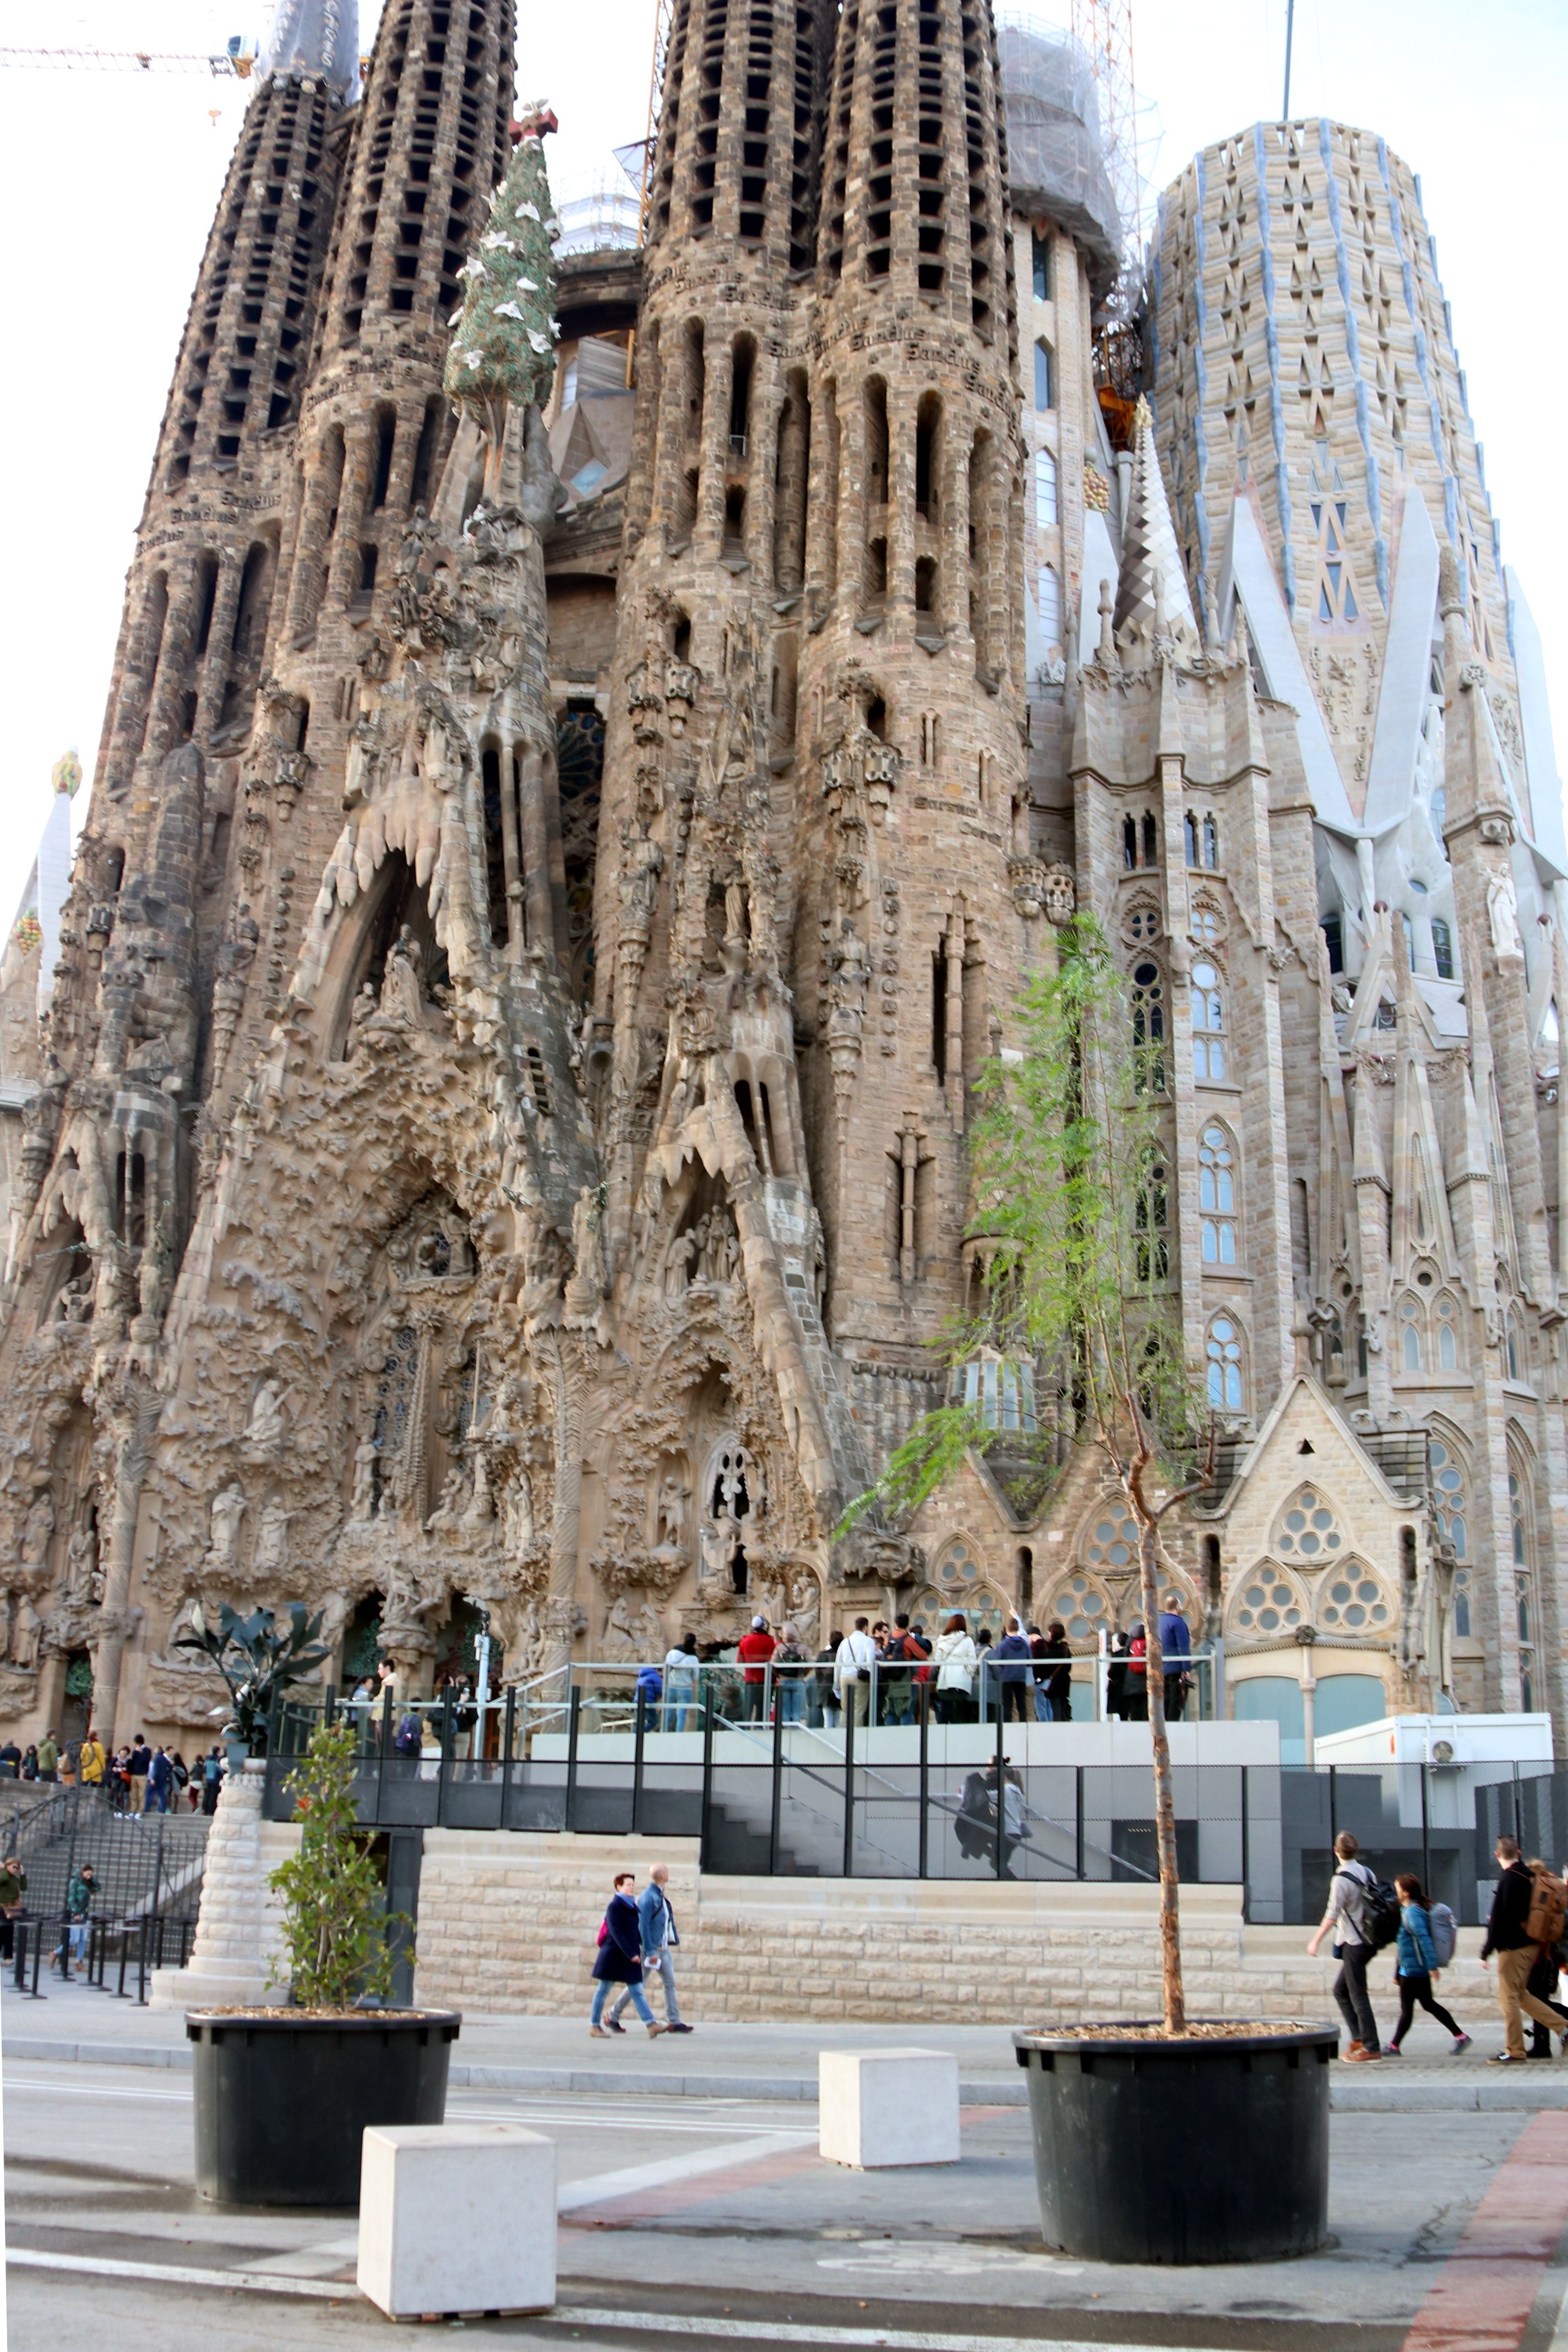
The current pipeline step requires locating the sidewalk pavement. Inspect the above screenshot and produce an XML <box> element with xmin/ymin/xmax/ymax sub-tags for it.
<box><xmin>6</xmin><ymin>1975</ymin><xmax>1568</xmax><ymax>2110</ymax></box>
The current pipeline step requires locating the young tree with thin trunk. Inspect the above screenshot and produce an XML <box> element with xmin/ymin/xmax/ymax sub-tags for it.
<box><xmin>842</xmin><ymin>916</ymin><xmax>1213</xmax><ymax>2033</ymax></box>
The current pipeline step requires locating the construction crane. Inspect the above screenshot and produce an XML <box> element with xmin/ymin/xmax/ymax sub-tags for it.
<box><xmin>0</xmin><ymin>44</ymin><xmax>250</xmax><ymax>74</ymax></box>
<box><xmin>608</xmin><ymin>0</ymin><xmax>675</xmax><ymax>246</ymax></box>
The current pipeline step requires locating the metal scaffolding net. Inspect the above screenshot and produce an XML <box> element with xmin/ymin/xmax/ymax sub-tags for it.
<box><xmin>997</xmin><ymin>18</ymin><xmax>1122</xmax><ymax>300</ymax></box>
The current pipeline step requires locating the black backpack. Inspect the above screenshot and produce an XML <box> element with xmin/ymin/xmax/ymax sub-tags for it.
<box><xmin>1341</xmin><ymin>1864</ymin><xmax>1400</xmax><ymax>1951</ymax></box>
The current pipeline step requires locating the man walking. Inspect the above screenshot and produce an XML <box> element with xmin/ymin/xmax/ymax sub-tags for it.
<box><xmin>1481</xmin><ymin>1834</ymin><xmax>1568</xmax><ymax>2064</ymax></box>
<box><xmin>35</xmin><ymin>1730</ymin><xmax>59</xmax><ymax>1785</ymax></box>
<box><xmin>835</xmin><ymin>1618</ymin><xmax>876</xmax><ymax>1728</ymax></box>
<box><xmin>127</xmin><ymin>1733</ymin><xmax>153</xmax><ymax>1812</ymax></box>
<box><xmin>1305</xmin><ymin>1830</ymin><xmax>1382</xmax><ymax>2060</ymax></box>
<box><xmin>608</xmin><ymin>1863</ymin><xmax>694</xmax><ymax>2035</ymax></box>
<box><xmin>146</xmin><ymin>1745</ymin><xmax>175</xmax><ymax>1815</ymax></box>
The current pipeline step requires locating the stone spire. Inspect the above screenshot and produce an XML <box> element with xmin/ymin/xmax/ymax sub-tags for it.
<box><xmin>258</xmin><ymin>0</ymin><xmax>360</xmax><ymax>97</ymax></box>
<box><xmin>1113</xmin><ymin>396</ymin><xmax>1199</xmax><ymax>667</ymax></box>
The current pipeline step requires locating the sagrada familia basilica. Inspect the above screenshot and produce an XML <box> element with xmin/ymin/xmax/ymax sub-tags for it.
<box><xmin>0</xmin><ymin>0</ymin><xmax>1562</xmax><ymax>1752</ymax></box>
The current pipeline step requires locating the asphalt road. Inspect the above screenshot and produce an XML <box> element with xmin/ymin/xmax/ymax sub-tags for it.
<box><xmin>6</xmin><ymin>2055</ymin><xmax>1564</xmax><ymax>2352</ymax></box>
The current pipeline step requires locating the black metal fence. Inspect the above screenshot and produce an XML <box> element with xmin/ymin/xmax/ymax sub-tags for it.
<box><xmin>263</xmin><ymin>1692</ymin><xmax>1560</xmax><ymax>1924</ymax></box>
<box><xmin>2</xmin><ymin>1783</ymin><xmax>210</xmax><ymax>2006</ymax></box>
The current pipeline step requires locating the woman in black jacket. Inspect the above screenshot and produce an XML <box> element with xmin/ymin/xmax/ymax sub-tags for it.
<box><xmin>1037</xmin><ymin>1621</ymin><xmax>1073</xmax><ymax>1723</ymax></box>
<box><xmin>590</xmin><ymin>1872</ymin><xmax>666</xmax><ymax>2038</ymax></box>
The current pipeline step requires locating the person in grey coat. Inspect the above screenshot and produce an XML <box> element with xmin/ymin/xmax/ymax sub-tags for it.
<box><xmin>608</xmin><ymin>1863</ymin><xmax>694</xmax><ymax>2034</ymax></box>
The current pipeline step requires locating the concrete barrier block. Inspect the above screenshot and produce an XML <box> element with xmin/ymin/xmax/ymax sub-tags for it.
<box><xmin>357</xmin><ymin>2124</ymin><xmax>556</xmax><ymax>2319</ymax></box>
<box><xmin>819</xmin><ymin>2048</ymin><xmax>961</xmax><ymax>2169</ymax></box>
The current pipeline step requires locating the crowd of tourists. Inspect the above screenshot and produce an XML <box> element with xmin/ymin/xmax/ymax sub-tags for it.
<box><xmin>1308</xmin><ymin>1828</ymin><xmax>1568</xmax><ymax>2064</ymax></box>
<box><xmin>631</xmin><ymin>1604</ymin><xmax>1195</xmax><ymax>1731</ymax></box>
<box><xmin>0</xmin><ymin>1729</ymin><xmax>227</xmax><ymax>1813</ymax></box>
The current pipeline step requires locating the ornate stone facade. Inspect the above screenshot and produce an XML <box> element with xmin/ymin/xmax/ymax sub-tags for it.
<box><xmin>0</xmin><ymin>8</ymin><xmax>1564</xmax><ymax>1752</ymax></box>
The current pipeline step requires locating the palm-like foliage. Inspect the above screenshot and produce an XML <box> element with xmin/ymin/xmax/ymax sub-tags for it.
<box><xmin>841</xmin><ymin>915</ymin><xmax>1215</xmax><ymax>2030</ymax></box>
<box><xmin>173</xmin><ymin>1600</ymin><xmax>331</xmax><ymax>1754</ymax></box>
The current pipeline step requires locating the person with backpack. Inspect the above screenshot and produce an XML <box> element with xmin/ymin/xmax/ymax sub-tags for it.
<box><xmin>1480</xmin><ymin>1834</ymin><xmax>1568</xmax><ymax>2063</ymax></box>
<box><xmin>1522</xmin><ymin>1859</ymin><xmax>1568</xmax><ymax>2059</ymax></box>
<box><xmin>1306</xmin><ymin>1830</ymin><xmax>1395</xmax><ymax>2060</ymax></box>
<box><xmin>1382</xmin><ymin>1875</ymin><xmax>1469</xmax><ymax>2055</ymax></box>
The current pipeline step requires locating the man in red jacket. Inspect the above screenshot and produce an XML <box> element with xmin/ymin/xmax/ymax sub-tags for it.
<box><xmin>736</xmin><ymin>1615</ymin><xmax>776</xmax><ymax>1723</ymax></box>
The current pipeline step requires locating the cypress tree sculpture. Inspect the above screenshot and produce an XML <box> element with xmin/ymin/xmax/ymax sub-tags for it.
<box><xmin>443</xmin><ymin>105</ymin><xmax>561</xmax><ymax>503</ymax></box>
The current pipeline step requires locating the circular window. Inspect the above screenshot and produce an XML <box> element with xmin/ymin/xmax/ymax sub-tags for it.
<box><xmin>939</xmin><ymin>1545</ymin><xmax>979</xmax><ymax>1585</ymax></box>
<box><xmin>1278</xmin><ymin>1488</ymin><xmax>1344</xmax><ymax>1559</ymax></box>
<box><xmin>1322</xmin><ymin>1573</ymin><xmax>1386</xmax><ymax>1631</ymax></box>
<box><xmin>1235</xmin><ymin>1575</ymin><xmax>1301</xmax><ymax>1633</ymax></box>
<box><xmin>1052</xmin><ymin>1575</ymin><xmax>1107</xmax><ymax>1641</ymax></box>
<box><xmin>1086</xmin><ymin>1509</ymin><xmax>1139</xmax><ymax>1570</ymax></box>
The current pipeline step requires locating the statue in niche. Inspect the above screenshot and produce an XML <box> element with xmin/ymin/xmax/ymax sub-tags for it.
<box><xmin>19</xmin><ymin>1490</ymin><xmax>54</xmax><ymax>1571</ymax></box>
<box><xmin>345</xmin><ymin>982</ymin><xmax>379</xmax><ymax>1052</ymax></box>
<box><xmin>382</xmin><ymin>926</ymin><xmax>426</xmax><ymax>1023</ymax></box>
<box><xmin>699</xmin><ymin>1513</ymin><xmax>740</xmax><ymax>1590</ymax></box>
<box><xmin>461</xmin><ymin>1452</ymin><xmax>495</xmax><ymax>1527</ymax></box>
<box><xmin>246</xmin><ymin>1379</ymin><xmax>286</xmax><ymax>1454</ymax></box>
<box><xmin>424</xmin><ymin>1464</ymin><xmax>469</xmax><ymax>1533</ymax></box>
<box><xmin>603</xmin><ymin>1593</ymin><xmax>662</xmax><ymax>1659</ymax></box>
<box><xmin>138</xmin><ymin>1217</ymin><xmax>172</xmax><ymax>1326</ymax></box>
<box><xmin>414</xmin><ymin>1225</ymin><xmax>453</xmax><ymax>1278</ymax></box>
<box><xmin>828</xmin><ymin>920</ymin><xmax>871</xmax><ymax>1031</ymax></box>
<box><xmin>664</xmin><ymin>1224</ymin><xmax>699</xmax><ymax>1302</ymax></box>
<box><xmin>788</xmin><ymin>1571</ymin><xmax>821</xmax><ymax>1651</ymax></box>
<box><xmin>56</xmin><ymin>1274</ymin><xmax>94</xmax><ymax>1325</ymax></box>
<box><xmin>685</xmin><ymin>1212</ymin><xmax>712</xmax><ymax>1285</ymax></box>
<box><xmin>0</xmin><ymin>1591</ymin><xmax>13</xmax><ymax>1660</ymax></box>
<box><xmin>655</xmin><ymin>1474</ymin><xmax>690</xmax><ymax>1555</ymax></box>
<box><xmin>254</xmin><ymin>1501</ymin><xmax>291</xmax><ymax>1578</ymax></box>
<box><xmin>351</xmin><ymin>1439</ymin><xmax>379</xmax><ymax>1522</ymax></box>
<box><xmin>702</xmin><ymin>1214</ymin><xmax>738</xmax><ymax>1288</ymax></box>
<box><xmin>63</xmin><ymin>1521</ymin><xmax>97</xmax><ymax>1605</ymax></box>
<box><xmin>206</xmin><ymin>1482</ymin><xmax>247</xmax><ymax>1567</ymax></box>
<box><xmin>503</xmin><ymin>1467</ymin><xmax>534</xmax><ymax>1556</ymax></box>
<box><xmin>569</xmin><ymin>1186</ymin><xmax>606</xmax><ymax>1298</ymax></box>
<box><xmin>1488</xmin><ymin>868</ymin><xmax>1522</xmax><ymax>958</ymax></box>
<box><xmin>11</xmin><ymin>1594</ymin><xmax>41</xmax><ymax>1672</ymax></box>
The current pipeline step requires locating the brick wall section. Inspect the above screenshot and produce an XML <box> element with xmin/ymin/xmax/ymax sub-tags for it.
<box><xmin>411</xmin><ymin>1828</ymin><xmax>1502</xmax><ymax>2031</ymax></box>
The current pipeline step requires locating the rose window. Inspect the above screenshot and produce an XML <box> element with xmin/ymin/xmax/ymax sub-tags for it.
<box><xmin>1052</xmin><ymin>1575</ymin><xmax>1108</xmax><ymax>1640</ymax></box>
<box><xmin>1085</xmin><ymin>1509</ymin><xmax>1138</xmax><ymax>1570</ymax></box>
<box><xmin>1233</xmin><ymin>1575</ymin><xmax>1302</xmax><ymax>1634</ymax></box>
<box><xmin>1276</xmin><ymin>1489</ymin><xmax>1343</xmax><ymax>1560</ymax></box>
<box><xmin>1320</xmin><ymin>1574</ymin><xmax>1390</xmax><ymax>1631</ymax></box>
<box><xmin>938</xmin><ymin>1544</ymin><xmax>982</xmax><ymax>1586</ymax></box>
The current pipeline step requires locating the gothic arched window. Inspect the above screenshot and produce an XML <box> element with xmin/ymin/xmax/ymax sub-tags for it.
<box><xmin>1134</xmin><ymin>1146</ymin><xmax>1169</xmax><ymax>1281</ymax></box>
<box><xmin>1511</xmin><ymin>1462</ymin><xmax>1536</xmax><ymax>1707</ymax></box>
<box><xmin>1199</xmin><ymin>1123</ymin><xmax>1238</xmax><ymax>1262</ymax></box>
<box><xmin>1206</xmin><ymin>1315</ymin><xmax>1244</xmax><ymax>1410</ymax></box>
<box><xmin>1275</xmin><ymin>1485</ymin><xmax>1345</xmax><ymax>1561</ymax></box>
<box><xmin>1202</xmin><ymin>814</ymin><xmax>1219</xmax><ymax>868</ymax></box>
<box><xmin>1431</xmin><ymin>916</ymin><xmax>1455</xmax><ymax>979</ymax></box>
<box><xmin>961</xmin><ymin>1351</ymin><xmax>1037</xmax><ymax>1433</ymax></box>
<box><xmin>1436</xmin><ymin>1292</ymin><xmax>1461</xmax><ymax>1370</ymax></box>
<box><xmin>1191</xmin><ymin>958</ymin><xmax>1227</xmax><ymax>1080</ymax></box>
<box><xmin>1398</xmin><ymin>1294</ymin><xmax>1423</xmax><ymax>1372</ymax></box>
<box><xmin>1131</xmin><ymin>961</ymin><xmax>1166</xmax><ymax>1092</ymax></box>
<box><xmin>1035</xmin><ymin>447</ymin><xmax>1057</xmax><ymax>529</ymax></box>
<box><xmin>1430</xmin><ymin>1438</ymin><xmax>1468</xmax><ymax>1566</ymax></box>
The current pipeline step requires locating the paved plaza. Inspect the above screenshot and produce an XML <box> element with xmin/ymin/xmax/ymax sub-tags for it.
<box><xmin>11</xmin><ymin>1976</ymin><xmax>1568</xmax><ymax>2351</ymax></box>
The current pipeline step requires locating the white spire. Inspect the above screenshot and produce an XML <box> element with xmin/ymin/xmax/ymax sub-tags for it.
<box><xmin>1113</xmin><ymin>395</ymin><xmax>1200</xmax><ymax>667</ymax></box>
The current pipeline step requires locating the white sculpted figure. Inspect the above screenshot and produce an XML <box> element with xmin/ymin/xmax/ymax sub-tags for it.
<box><xmin>64</xmin><ymin>1521</ymin><xmax>97</xmax><ymax>1605</ymax></box>
<box><xmin>1488</xmin><ymin>868</ymin><xmax>1522</xmax><ymax>958</ymax></box>
<box><xmin>351</xmin><ymin>1439</ymin><xmax>378</xmax><ymax>1522</ymax></box>
<box><xmin>254</xmin><ymin>1500</ymin><xmax>291</xmax><ymax>1577</ymax></box>
<box><xmin>19</xmin><ymin>1489</ymin><xmax>54</xmax><ymax>1570</ymax></box>
<box><xmin>246</xmin><ymin>1379</ymin><xmax>286</xmax><ymax>1453</ymax></box>
<box><xmin>655</xmin><ymin>1474</ymin><xmax>690</xmax><ymax>1554</ymax></box>
<box><xmin>206</xmin><ymin>1482</ymin><xmax>247</xmax><ymax>1565</ymax></box>
<box><xmin>11</xmin><ymin>1594</ymin><xmax>41</xmax><ymax>1671</ymax></box>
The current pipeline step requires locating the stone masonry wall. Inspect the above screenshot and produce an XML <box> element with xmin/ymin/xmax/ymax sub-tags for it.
<box><xmin>411</xmin><ymin>1828</ymin><xmax>1501</xmax><ymax>2031</ymax></box>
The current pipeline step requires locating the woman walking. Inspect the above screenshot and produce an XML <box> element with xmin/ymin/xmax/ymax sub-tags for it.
<box><xmin>1384</xmin><ymin>1874</ymin><xmax>1469</xmax><ymax>2055</ymax></box>
<box><xmin>591</xmin><ymin>1870</ymin><xmax>666</xmax><ymax>2038</ymax></box>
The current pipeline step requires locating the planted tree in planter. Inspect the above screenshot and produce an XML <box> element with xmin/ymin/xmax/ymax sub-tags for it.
<box><xmin>188</xmin><ymin>1719</ymin><xmax>457</xmax><ymax>2209</ymax></box>
<box><xmin>845</xmin><ymin>914</ymin><xmax>1210</xmax><ymax>2028</ymax></box>
<box><xmin>269</xmin><ymin>1719</ymin><xmax>406</xmax><ymax>2006</ymax></box>
<box><xmin>174</xmin><ymin>1599</ymin><xmax>331</xmax><ymax>1756</ymax></box>
<box><xmin>841</xmin><ymin>918</ymin><xmax>1336</xmax><ymax>2263</ymax></box>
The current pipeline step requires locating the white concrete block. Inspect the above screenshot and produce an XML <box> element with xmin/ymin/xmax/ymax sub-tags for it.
<box><xmin>818</xmin><ymin>2048</ymin><xmax>960</xmax><ymax>2169</ymax></box>
<box><xmin>357</xmin><ymin>2123</ymin><xmax>556</xmax><ymax>2317</ymax></box>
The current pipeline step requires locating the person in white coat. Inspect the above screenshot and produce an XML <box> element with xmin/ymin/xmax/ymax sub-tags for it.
<box><xmin>834</xmin><ymin>1617</ymin><xmax>877</xmax><ymax>1727</ymax></box>
<box><xmin>932</xmin><ymin>1613</ymin><xmax>979</xmax><ymax>1724</ymax></box>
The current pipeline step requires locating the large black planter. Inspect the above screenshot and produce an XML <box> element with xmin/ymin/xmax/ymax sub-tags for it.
<box><xmin>188</xmin><ymin>2009</ymin><xmax>461</xmax><ymax>2207</ymax></box>
<box><xmin>1014</xmin><ymin>2022</ymin><xmax>1337</xmax><ymax>2264</ymax></box>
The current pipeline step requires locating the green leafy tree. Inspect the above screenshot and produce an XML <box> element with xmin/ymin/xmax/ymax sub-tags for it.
<box><xmin>841</xmin><ymin>914</ymin><xmax>1213</xmax><ymax>2032</ymax></box>
<box><xmin>174</xmin><ymin>1600</ymin><xmax>331</xmax><ymax>1754</ymax></box>
<box><xmin>443</xmin><ymin>108</ymin><xmax>560</xmax><ymax>500</ymax></box>
<box><xmin>268</xmin><ymin>1721</ymin><xmax>409</xmax><ymax>2009</ymax></box>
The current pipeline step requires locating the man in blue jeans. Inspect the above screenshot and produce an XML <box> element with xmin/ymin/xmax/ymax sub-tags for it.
<box><xmin>608</xmin><ymin>1864</ymin><xmax>694</xmax><ymax>2034</ymax></box>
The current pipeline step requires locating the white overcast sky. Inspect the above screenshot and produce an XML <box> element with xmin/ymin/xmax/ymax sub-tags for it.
<box><xmin>1</xmin><ymin>0</ymin><xmax>1563</xmax><ymax>928</ymax></box>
